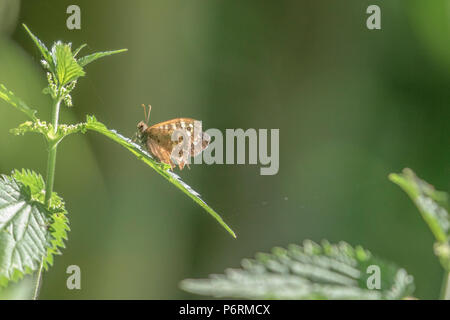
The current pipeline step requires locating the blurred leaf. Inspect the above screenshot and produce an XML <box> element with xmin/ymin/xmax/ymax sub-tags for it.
<box><xmin>0</xmin><ymin>170</ymin><xmax>69</xmax><ymax>288</ymax></box>
<box><xmin>180</xmin><ymin>240</ymin><xmax>414</xmax><ymax>299</ymax></box>
<box><xmin>389</xmin><ymin>168</ymin><xmax>450</xmax><ymax>271</ymax></box>
<box><xmin>0</xmin><ymin>276</ymin><xmax>34</xmax><ymax>299</ymax></box>
<box><xmin>389</xmin><ymin>168</ymin><xmax>449</xmax><ymax>243</ymax></box>
<box><xmin>408</xmin><ymin>1</ymin><xmax>450</xmax><ymax>73</ymax></box>
<box><xmin>84</xmin><ymin>115</ymin><xmax>236</xmax><ymax>238</ymax></box>
<box><xmin>0</xmin><ymin>0</ymin><xmax>20</xmax><ymax>36</ymax></box>
<box><xmin>51</xmin><ymin>42</ymin><xmax>85</xmax><ymax>86</ymax></box>
<box><xmin>0</xmin><ymin>84</ymin><xmax>38</xmax><ymax>121</ymax></box>
<box><xmin>77</xmin><ymin>49</ymin><xmax>128</xmax><ymax>67</ymax></box>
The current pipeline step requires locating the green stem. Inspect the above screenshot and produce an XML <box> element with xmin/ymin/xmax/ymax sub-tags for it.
<box><xmin>44</xmin><ymin>142</ymin><xmax>58</xmax><ymax>206</ymax></box>
<box><xmin>31</xmin><ymin>260</ymin><xmax>44</xmax><ymax>300</ymax></box>
<box><xmin>44</xmin><ymin>98</ymin><xmax>61</xmax><ymax>206</ymax></box>
<box><xmin>34</xmin><ymin>98</ymin><xmax>61</xmax><ymax>300</ymax></box>
<box><xmin>441</xmin><ymin>271</ymin><xmax>450</xmax><ymax>300</ymax></box>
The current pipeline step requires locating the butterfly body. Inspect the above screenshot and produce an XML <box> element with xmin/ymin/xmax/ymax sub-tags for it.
<box><xmin>136</xmin><ymin>111</ymin><xmax>210</xmax><ymax>170</ymax></box>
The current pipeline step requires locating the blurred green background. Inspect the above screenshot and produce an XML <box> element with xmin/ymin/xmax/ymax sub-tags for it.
<box><xmin>0</xmin><ymin>0</ymin><xmax>449</xmax><ymax>299</ymax></box>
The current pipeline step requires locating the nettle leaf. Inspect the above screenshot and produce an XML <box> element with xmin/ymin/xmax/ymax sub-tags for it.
<box><xmin>11</xmin><ymin>170</ymin><xmax>69</xmax><ymax>269</ymax></box>
<box><xmin>0</xmin><ymin>84</ymin><xmax>38</xmax><ymax>121</ymax></box>
<box><xmin>22</xmin><ymin>24</ymin><xmax>126</xmax><ymax>108</ymax></box>
<box><xmin>389</xmin><ymin>168</ymin><xmax>449</xmax><ymax>243</ymax></box>
<box><xmin>73</xmin><ymin>44</ymin><xmax>87</xmax><ymax>58</ymax></box>
<box><xmin>77</xmin><ymin>49</ymin><xmax>128</xmax><ymax>67</ymax></box>
<box><xmin>180</xmin><ymin>240</ymin><xmax>415</xmax><ymax>300</ymax></box>
<box><xmin>0</xmin><ymin>170</ymin><xmax>69</xmax><ymax>287</ymax></box>
<box><xmin>23</xmin><ymin>24</ymin><xmax>55</xmax><ymax>73</ymax></box>
<box><xmin>84</xmin><ymin>115</ymin><xmax>236</xmax><ymax>238</ymax></box>
<box><xmin>51</xmin><ymin>42</ymin><xmax>85</xmax><ymax>86</ymax></box>
<box><xmin>11</xmin><ymin>170</ymin><xmax>45</xmax><ymax>202</ymax></box>
<box><xmin>0</xmin><ymin>173</ymin><xmax>49</xmax><ymax>287</ymax></box>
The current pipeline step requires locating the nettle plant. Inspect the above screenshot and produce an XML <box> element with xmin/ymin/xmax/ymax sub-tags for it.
<box><xmin>180</xmin><ymin>172</ymin><xmax>450</xmax><ymax>300</ymax></box>
<box><xmin>1</xmin><ymin>27</ymin><xmax>448</xmax><ymax>301</ymax></box>
<box><xmin>0</xmin><ymin>25</ymin><xmax>235</xmax><ymax>299</ymax></box>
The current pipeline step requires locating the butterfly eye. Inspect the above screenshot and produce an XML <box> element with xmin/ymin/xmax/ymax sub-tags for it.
<box><xmin>187</xmin><ymin>127</ymin><xmax>192</xmax><ymax>131</ymax></box>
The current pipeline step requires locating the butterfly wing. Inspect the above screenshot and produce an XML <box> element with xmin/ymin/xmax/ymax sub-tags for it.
<box><xmin>145</xmin><ymin>118</ymin><xmax>210</xmax><ymax>170</ymax></box>
<box><xmin>146</xmin><ymin>136</ymin><xmax>176</xmax><ymax>169</ymax></box>
<box><xmin>146</xmin><ymin>125</ymin><xmax>177</xmax><ymax>169</ymax></box>
<box><xmin>191</xmin><ymin>123</ymin><xmax>211</xmax><ymax>157</ymax></box>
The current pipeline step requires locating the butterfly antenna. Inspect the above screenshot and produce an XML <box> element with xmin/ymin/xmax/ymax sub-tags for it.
<box><xmin>141</xmin><ymin>104</ymin><xmax>147</xmax><ymax>123</ymax></box>
<box><xmin>146</xmin><ymin>105</ymin><xmax>152</xmax><ymax>125</ymax></box>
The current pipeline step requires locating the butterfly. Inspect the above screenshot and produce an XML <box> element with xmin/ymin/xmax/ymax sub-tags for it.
<box><xmin>135</xmin><ymin>105</ymin><xmax>210</xmax><ymax>170</ymax></box>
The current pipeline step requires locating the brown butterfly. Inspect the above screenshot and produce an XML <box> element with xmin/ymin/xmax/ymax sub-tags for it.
<box><xmin>135</xmin><ymin>105</ymin><xmax>210</xmax><ymax>170</ymax></box>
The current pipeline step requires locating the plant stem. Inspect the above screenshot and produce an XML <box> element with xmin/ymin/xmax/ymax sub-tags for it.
<box><xmin>44</xmin><ymin>98</ymin><xmax>61</xmax><ymax>206</ymax></box>
<box><xmin>44</xmin><ymin>142</ymin><xmax>58</xmax><ymax>206</ymax></box>
<box><xmin>34</xmin><ymin>98</ymin><xmax>61</xmax><ymax>300</ymax></box>
<box><xmin>31</xmin><ymin>260</ymin><xmax>44</xmax><ymax>300</ymax></box>
<box><xmin>441</xmin><ymin>271</ymin><xmax>450</xmax><ymax>300</ymax></box>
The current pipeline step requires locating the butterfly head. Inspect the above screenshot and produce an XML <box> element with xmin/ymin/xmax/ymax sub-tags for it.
<box><xmin>135</xmin><ymin>104</ymin><xmax>152</xmax><ymax>144</ymax></box>
<box><xmin>137</xmin><ymin>121</ymin><xmax>148</xmax><ymax>133</ymax></box>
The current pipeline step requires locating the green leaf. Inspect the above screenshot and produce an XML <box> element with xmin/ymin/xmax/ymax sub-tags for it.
<box><xmin>12</xmin><ymin>169</ymin><xmax>70</xmax><ymax>269</ymax></box>
<box><xmin>73</xmin><ymin>44</ymin><xmax>87</xmax><ymax>58</ymax></box>
<box><xmin>180</xmin><ymin>240</ymin><xmax>414</xmax><ymax>299</ymax></box>
<box><xmin>0</xmin><ymin>170</ymin><xmax>69</xmax><ymax>287</ymax></box>
<box><xmin>77</xmin><ymin>49</ymin><xmax>128</xmax><ymax>67</ymax></box>
<box><xmin>389</xmin><ymin>168</ymin><xmax>449</xmax><ymax>243</ymax></box>
<box><xmin>21</xmin><ymin>26</ymin><xmax>126</xmax><ymax>108</ymax></box>
<box><xmin>389</xmin><ymin>168</ymin><xmax>450</xmax><ymax>271</ymax></box>
<box><xmin>0</xmin><ymin>276</ymin><xmax>34</xmax><ymax>299</ymax></box>
<box><xmin>22</xmin><ymin>24</ymin><xmax>55</xmax><ymax>73</ymax></box>
<box><xmin>11</xmin><ymin>170</ymin><xmax>45</xmax><ymax>202</ymax></box>
<box><xmin>51</xmin><ymin>42</ymin><xmax>85</xmax><ymax>86</ymax></box>
<box><xmin>0</xmin><ymin>172</ymin><xmax>50</xmax><ymax>287</ymax></box>
<box><xmin>0</xmin><ymin>84</ymin><xmax>38</xmax><ymax>121</ymax></box>
<box><xmin>84</xmin><ymin>115</ymin><xmax>236</xmax><ymax>238</ymax></box>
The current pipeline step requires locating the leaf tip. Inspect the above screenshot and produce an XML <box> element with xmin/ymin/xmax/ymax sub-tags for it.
<box><xmin>22</xmin><ymin>23</ymin><xmax>32</xmax><ymax>36</ymax></box>
<box><xmin>387</xmin><ymin>172</ymin><xmax>397</xmax><ymax>182</ymax></box>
